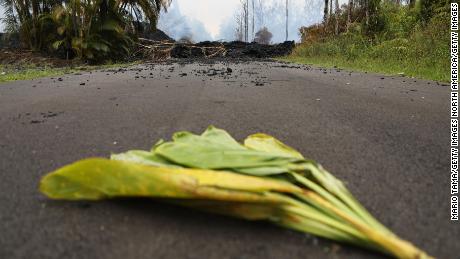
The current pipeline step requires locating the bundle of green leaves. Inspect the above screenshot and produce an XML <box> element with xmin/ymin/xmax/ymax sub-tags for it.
<box><xmin>40</xmin><ymin>126</ymin><xmax>431</xmax><ymax>258</ymax></box>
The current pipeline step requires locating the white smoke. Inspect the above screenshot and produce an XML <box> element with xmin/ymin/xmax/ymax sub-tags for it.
<box><xmin>219</xmin><ymin>0</ymin><xmax>344</xmax><ymax>43</ymax></box>
<box><xmin>0</xmin><ymin>0</ymin><xmax>347</xmax><ymax>40</ymax></box>
<box><xmin>158</xmin><ymin>2</ymin><xmax>212</xmax><ymax>42</ymax></box>
<box><xmin>159</xmin><ymin>0</ymin><xmax>345</xmax><ymax>43</ymax></box>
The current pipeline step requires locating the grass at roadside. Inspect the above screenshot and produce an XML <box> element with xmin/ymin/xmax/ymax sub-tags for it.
<box><xmin>0</xmin><ymin>65</ymin><xmax>74</xmax><ymax>83</ymax></box>
<box><xmin>280</xmin><ymin>31</ymin><xmax>448</xmax><ymax>83</ymax></box>
<box><xmin>283</xmin><ymin>1</ymin><xmax>449</xmax><ymax>83</ymax></box>
<box><xmin>280</xmin><ymin>48</ymin><xmax>448</xmax><ymax>82</ymax></box>
<box><xmin>0</xmin><ymin>61</ymin><xmax>140</xmax><ymax>84</ymax></box>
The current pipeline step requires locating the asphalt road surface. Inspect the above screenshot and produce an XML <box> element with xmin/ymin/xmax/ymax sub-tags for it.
<box><xmin>0</xmin><ymin>60</ymin><xmax>456</xmax><ymax>259</ymax></box>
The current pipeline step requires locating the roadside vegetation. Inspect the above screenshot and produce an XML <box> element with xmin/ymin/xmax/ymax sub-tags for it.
<box><xmin>0</xmin><ymin>64</ymin><xmax>72</xmax><ymax>82</ymax></box>
<box><xmin>0</xmin><ymin>0</ymin><xmax>171</xmax><ymax>82</ymax></box>
<box><xmin>286</xmin><ymin>0</ymin><xmax>449</xmax><ymax>82</ymax></box>
<box><xmin>0</xmin><ymin>0</ymin><xmax>171</xmax><ymax>62</ymax></box>
<box><xmin>0</xmin><ymin>61</ymin><xmax>139</xmax><ymax>83</ymax></box>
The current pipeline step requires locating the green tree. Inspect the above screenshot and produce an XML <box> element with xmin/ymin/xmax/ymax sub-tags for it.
<box><xmin>416</xmin><ymin>0</ymin><xmax>449</xmax><ymax>25</ymax></box>
<box><xmin>0</xmin><ymin>0</ymin><xmax>171</xmax><ymax>61</ymax></box>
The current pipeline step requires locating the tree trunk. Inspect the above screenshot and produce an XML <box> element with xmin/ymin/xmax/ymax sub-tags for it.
<box><xmin>335</xmin><ymin>0</ymin><xmax>339</xmax><ymax>35</ymax></box>
<box><xmin>286</xmin><ymin>0</ymin><xmax>289</xmax><ymax>41</ymax></box>
<box><xmin>365</xmin><ymin>0</ymin><xmax>369</xmax><ymax>26</ymax></box>
<box><xmin>329</xmin><ymin>0</ymin><xmax>333</xmax><ymax>16</ymax></box>
<box><xmin>347</xmin><ymin>0</ymin><xmax>353</xmax><ymax>32</ymax></box>
<box><xmin>31</xmin><ymin>0</ymin><xmax>40</xmax><ymax>49</ymax></box>
<box><xmin>324</xmin><ymin>0</ymin><xmax>329</xmax><ymax>23</ymax></box>
<box><xmin>245</xmin><ymin>0</ymin><xmax>249</xmax><ymax>42</ymax></box>
<box><xmin>240</xmin><ymin>0</ymin><xmax>249</xmax><ymax>42</ymax></box>
<box><xmin>252</xmin><ymin>0</ymin><xmax>255</xmax><ymax>41</ymax></box>
<box><xmin>241</xmin><ymin>18</ymin><xmax>243</xmax><ymax>41</ymax></box>
<box><xmin>15</xmin><ymin>0</ymin><xmax>33</xmax><ymax>48</ymax></box>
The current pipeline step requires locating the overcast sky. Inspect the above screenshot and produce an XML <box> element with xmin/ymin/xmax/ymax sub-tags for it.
<box><xmin>1</xmin><ymin>0</ymin><xmax>346</xmax><ymax>42</ymax></box>
<box><xmin>171</xmin><ymin>0</ymin><xmax>240</xmax><ymax>39</ymax></box>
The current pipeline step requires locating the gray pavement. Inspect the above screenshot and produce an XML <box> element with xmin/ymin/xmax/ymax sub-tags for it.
<box><xmin>0</xmin><ymin>60</ymin><xmax>455</xmax><ymax>258</ymax></box>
